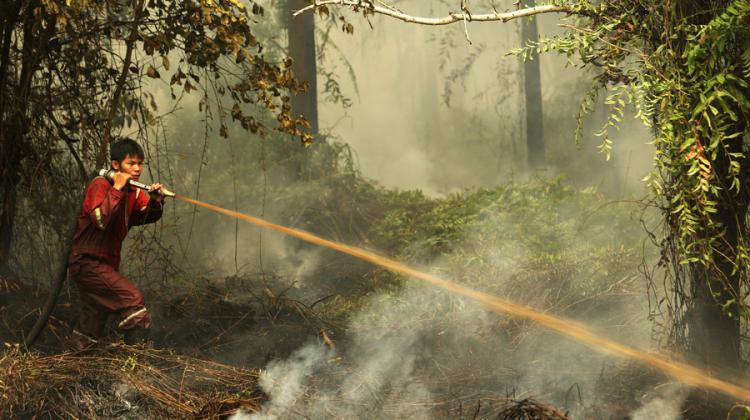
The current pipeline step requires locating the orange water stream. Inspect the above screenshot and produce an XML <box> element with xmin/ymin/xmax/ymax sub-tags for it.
<box><xmin>176</xmin><ymin>194</ymin><xmax>750</xmax><ymax>402</ymax></box>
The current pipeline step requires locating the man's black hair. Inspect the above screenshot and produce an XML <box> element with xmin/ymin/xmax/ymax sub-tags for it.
<box><xmin>110</xmin><ymin>138</ymin><xmax>145</xmax><ymax>162</ymax></box>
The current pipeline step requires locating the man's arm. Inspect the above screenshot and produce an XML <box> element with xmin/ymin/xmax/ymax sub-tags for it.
<box><xmin>84</xmin><ymin>178</ymin><xmax>126</xmax><ymax>230</ymax></box>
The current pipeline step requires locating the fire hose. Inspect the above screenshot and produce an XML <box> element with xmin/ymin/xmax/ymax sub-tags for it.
<box><xmin>95</xmin><ymin>169</ymin><xmax>176</xmax><ymax>198</ymax></box>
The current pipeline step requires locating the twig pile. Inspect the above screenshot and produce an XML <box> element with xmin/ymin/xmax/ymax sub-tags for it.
<box><xmin>495</xmin><ymin>398</ymin><xmax>570</xmax><ymax>420</ymax></box>
<box><xmin>0</xmin><ymin>344</ymin><xmax>265</xmax><ymax>418</ymax></box>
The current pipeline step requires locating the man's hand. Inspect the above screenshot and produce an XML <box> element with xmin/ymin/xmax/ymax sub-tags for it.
<box><xmin>147</xmin><ymin>183</ymin><xmax>165</xmax><ymax>202</ymax></box>
<box><xmin>112</xmin><ymin>171</ymin><xmax>132</xmax><ymax>191</ymax></box>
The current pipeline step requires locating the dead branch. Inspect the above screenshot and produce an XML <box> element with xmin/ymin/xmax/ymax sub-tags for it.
<box><xmin>99</xmin><ymin>0</ymin><xmax>145</xmax><ymax>166</ymax></box>
<box><xmin>293</xmin><ymin>1</ymin><xmax>574</xmax><ymax>25</ymax></box>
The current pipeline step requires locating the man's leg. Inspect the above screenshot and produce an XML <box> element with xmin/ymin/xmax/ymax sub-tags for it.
<box><xmin>69</xmin><ymin>259</ymin><xmax>107</xmax><ymax>351</ymax></box>
<box><xmin>72</xmin><ymin>257</ymin><xmax>151</xmax><ymax>346</ymax></box>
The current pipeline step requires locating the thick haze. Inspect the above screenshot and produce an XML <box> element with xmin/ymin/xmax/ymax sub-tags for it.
<box><xmin>128</xmin><ymin>0</ymin><xmax>658</xmax><ymax>276</ymax></box>
<box><xmin>105</xmin><ymin>1</ymin><xmax>662</xmax><ymax>306</ymax></box>
<box><xmin>316</xmin><ymin>3</ymin><xmax>653</xmax><ymax>195</ymax></box>
<box><xmin>112</xmin><ymin>0</ymin><xmax>663</xmax><ymax>322</ymax></box>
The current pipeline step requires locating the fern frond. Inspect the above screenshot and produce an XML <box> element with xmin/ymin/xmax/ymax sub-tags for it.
<box><xmin>742</xmin><ymin>39</ymin><xmax>750</xmax><ymax>78</ymax></box>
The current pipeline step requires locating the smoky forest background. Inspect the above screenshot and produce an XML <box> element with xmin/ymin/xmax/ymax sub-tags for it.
<box><xmin>2</xmin><ymin>0</ymin><xmax>750</xmax><ymax>418</ymax></box>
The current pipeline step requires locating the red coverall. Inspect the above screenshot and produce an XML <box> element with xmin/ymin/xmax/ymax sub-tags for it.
<box><xmin>69</xmin><ymin>176</ymin><xmax>163</xmax><ymax>348</ymax></box>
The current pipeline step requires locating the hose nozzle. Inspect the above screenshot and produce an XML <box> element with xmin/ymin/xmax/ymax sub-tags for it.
<box><xmin>97</xmin><ymin>169</ymin><xmax>175</xmax><ymax>197</ymax></box>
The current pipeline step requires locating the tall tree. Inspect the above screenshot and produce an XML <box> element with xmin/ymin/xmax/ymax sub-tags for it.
<box><xmin>520</xmin><ymin>1</ymin><xmax>545</xmax><ymax>168</ymax></box>
<box><xmin>0</xmin><ymin>0</ymin><xmax>49</xmax><ymax>274</ymax></box>
<box><xmin>288</xmin><ymin>0</ymin><xmax>319</xmax><ymax>135</ymax></box>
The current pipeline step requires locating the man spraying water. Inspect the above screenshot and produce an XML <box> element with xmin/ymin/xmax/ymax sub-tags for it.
<box><xmin>67</xmin><ymin>138</ymin><xmax>168</xmax><ymax>351</ymax></box>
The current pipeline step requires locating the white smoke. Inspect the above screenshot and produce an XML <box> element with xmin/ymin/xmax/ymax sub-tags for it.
<box><xmin>235</xmin><ymin>283</ymin><xmax>440</xmax><ymax>419</ymax></box>
<box><xmin>240</xmin><ymin>344</ymin><xmax>329</xmax><ymax>420</ymax></box>
<box><xmin>232</xmin><ymin>241</ymin><xmax>655</xmax><ymax>419</ymax></box>
<box><xmin>630</xmin><ymin>383</ymin><xmax>688</xmax><ymax>420</ymax></box>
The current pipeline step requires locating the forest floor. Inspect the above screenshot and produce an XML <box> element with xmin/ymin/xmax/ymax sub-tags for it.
<box><xmin>0</xmin><ymin>277</ymin><xmax>575</xmax><ymax>419</ymax></box>
<box><xmin>1</xmin><ymin>180</ymin><xmax>746</xmax><ymax>418</ymax></box>
<box><xmin>1</xmin><ymin>272</ymin><xmax>741</xmax><ymax>419</ymax></box>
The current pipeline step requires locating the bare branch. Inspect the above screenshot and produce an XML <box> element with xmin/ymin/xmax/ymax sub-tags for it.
<box><xmin>99</xmin><ymin>0</ymin><xmax>145</xmax><ymax>167</ymax></box>
<box><xmin>461</xmin><ymin>0</ymin><xmax>472</xmax><ymax>44</ymax></box>
<box><xmin>293</xmin><ymin>1</ymin><xmax>574</xmax><ymax>25</ymax></box>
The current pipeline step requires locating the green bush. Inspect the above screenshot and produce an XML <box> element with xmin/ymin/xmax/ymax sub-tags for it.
<box><xmin>307</xmin><ymin>177</ymin><xmax>653</xmax><ymax>324</ymax></box>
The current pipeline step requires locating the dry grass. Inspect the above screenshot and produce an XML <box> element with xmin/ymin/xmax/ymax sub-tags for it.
<box><xmin>0</xmin><ymin>275</ymin><xmax>21</xmax><ymax>294</ymax></box>
<box><xmin>0</xmin><ymin>344</ymin><xmax>265</xmax><ymax>418</ymax></box>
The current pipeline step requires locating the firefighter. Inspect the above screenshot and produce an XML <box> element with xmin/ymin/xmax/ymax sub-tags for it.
<box><xmin>68</xmin><ymin>138</ymin><xmax>165</xmax><ymax>351</ymax></box>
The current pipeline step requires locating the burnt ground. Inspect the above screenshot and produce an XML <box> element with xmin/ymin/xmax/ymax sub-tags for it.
<box><xmin>0</xmin><ymin>272</ymin><xmax>746</xmax><ymax>419</ymax></box>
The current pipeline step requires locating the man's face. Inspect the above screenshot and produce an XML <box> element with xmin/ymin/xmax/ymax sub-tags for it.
<box><xmin>111</xmin><ymin>155</ymin><xmax>143</xmax><ymax>181</ymax></box>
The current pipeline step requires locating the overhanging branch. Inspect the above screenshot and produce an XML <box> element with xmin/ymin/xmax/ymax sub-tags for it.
<box><xmin>293</xmin><ymin>1</ymin><xmax>575</xmax><ymax>25</ymax></box>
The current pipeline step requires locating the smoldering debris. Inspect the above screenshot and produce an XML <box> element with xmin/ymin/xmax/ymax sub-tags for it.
<box><xmin>239</xmin><ymin>276</ymin><xmax>638</xmax><ymax>419</ymax></box>
<box><xmin>495</xmin><ymin>398</ymin><xmax>570</xmax><ymax>420</ymax></box>
<box><xmin>240</xmin><ymin>338</ymin><xmax>434</xmax><ymax>419</ymax></box>
<box><xmin>0</xmin><ymin>269</ymin><xmax>730</xmax><ymax>419</ymax></box>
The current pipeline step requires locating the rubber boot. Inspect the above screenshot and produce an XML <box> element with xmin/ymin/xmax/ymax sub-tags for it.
<box><xmin>123</xmin><ymin>327</ymin><xmax>151</xmax><ymax>347</ymax></box>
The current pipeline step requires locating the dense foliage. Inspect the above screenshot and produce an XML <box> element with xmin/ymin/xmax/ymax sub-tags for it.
<box><xmin>516</xmin><ymin>0</ymin><xmax>750</xmax><ymax>357</ymax></box>
<box><xmin>269</xmin><ymin>173</ymin><xmax>651</xmax><ymax>327</ymax></box>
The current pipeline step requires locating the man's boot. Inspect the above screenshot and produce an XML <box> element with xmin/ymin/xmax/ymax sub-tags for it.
<box><xmin>123</xmin><ymin>327</ymin><xmax>151</xmax><ymax>347</ymax></box>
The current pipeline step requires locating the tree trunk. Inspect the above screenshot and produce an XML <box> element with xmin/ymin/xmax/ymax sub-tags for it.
<box><xmin>0</xmin><ymin>1</ymin><xmax>42</xmax><ymax>271</ymax></box>
<box><xmin>0</xmin><ymin>3</ymin><xmax>20</xmax><ymax>270</ymax></box>
<box><xmin>98</xmin><ymin>0</ymin><xmax>143</xmax><ymax>167</ymax></box>
<box><xmin>688</xmin><ymin>206</ymin><xmax>743</xmax><ymax>371</ymax></box>
<box><xmin>521</xmin><ymin>0</ymin><xmax>544</xmax><ymax>169</ymax></box>
<box><xmin>686</xmin><ymin>133</ymin><xmax>747</xmax><ymax>371</ymax></box>
<box><xmin>0</xmin><ymin>2</ymin><xmax>20</xmax><ymax>117</ymax></box>
<box><xmin>0</xmin><ymin>176</ymin><xmax>18</xmax><ymax>271</ymax></box>
<box><xmin>674</xmin><ymin>0</ymin><xmax>744</xmax><ymax>372</ymax></box>
<box><xmin>287</xmin><ymin>0</ymin><xmax>318</xmax><ymax>135</ymax></box>
<box><xmin>689</xmin><ymin>263</ymin><xmax>741</xmax><ymax>371</ymax></box>
<box><xmin>285</xmin><ymin>0</ymin><xmax>318</xmax><ymax>179</ymax></box>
